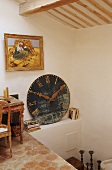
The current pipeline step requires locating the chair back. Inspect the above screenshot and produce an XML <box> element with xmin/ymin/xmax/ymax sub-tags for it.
<box><xmin>0</xmin><ymin>100</ymin><xmax>11</xmax><ymax>132</ymax></box>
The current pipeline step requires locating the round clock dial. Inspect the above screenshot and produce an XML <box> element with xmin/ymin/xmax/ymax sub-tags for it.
<box><xmin>27</xmin><ymin>74</ymin><xmax>70</xmax><ymax>125</ymax></box>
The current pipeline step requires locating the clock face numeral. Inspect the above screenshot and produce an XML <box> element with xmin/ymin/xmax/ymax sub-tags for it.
<box><xmin>36</xmin><ymin>79</ymin><xmax>43</xmax><ymax>88</ymax></box>
<box><xmin>29</xmin><ymin>101</ymin><xmax>36</xmax><ymax>106</ymax></box>
<box><xmin>28</xmin><ymin>89</ymin><xmax>33</xmax><ymax>94</ymax></box>
<box><xmin>45</xmin><ymin>75</ymin><xmax>50</xmax><ymax>84</ymax></box>
<box><xmin>55</xmin><ymin>76</ymin><xmax>58</xmax><ymax>84</ymax></box>
<box><xmin>32</xmin><ymin>108</ymin><xmax>39</xmax><ymax>116</ymax></box>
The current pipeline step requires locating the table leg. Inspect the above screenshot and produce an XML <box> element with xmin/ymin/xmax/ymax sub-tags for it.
<box><xmin>19</xmin><ymin>109</ymin><xmax>24</xmax><ymax>144</ymax></box>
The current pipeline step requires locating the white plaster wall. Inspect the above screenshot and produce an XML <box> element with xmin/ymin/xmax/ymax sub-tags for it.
<box><xmin>1</xmin><ymin>0</ymin><xmax>112</xmax><ymax>167</ymax></box>
<box><xmin>30</xmin><ymin>118</ymin><xmax>82</xmax><ymax>160</ymax></box>
<box><xmin>0</xmin><ymin>0</ymin><xmax>74</xmax><ymax>120</ymax></box>
<box><xmin>71</xmin><ymin>24</ymin><xmax>112</xmax><ymax>165</ymax></box>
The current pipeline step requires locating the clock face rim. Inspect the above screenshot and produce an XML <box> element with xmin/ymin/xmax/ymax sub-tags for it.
<box><xmin>27</xmin><ymin>74</ymin><xmax>70</xmax><ymax>125</ymax></box>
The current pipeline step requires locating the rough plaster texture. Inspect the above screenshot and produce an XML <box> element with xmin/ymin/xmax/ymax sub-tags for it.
<box><xmin>1</xmin><ymin>0</ymin><xmax>112</xmax><ymax>166</ymax></box>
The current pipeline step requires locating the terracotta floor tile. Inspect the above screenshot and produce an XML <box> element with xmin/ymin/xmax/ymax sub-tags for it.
<box><xmin>0</xmin><ymin>132</ymin><xmax>76</xmax><ymax>170</ymax></box>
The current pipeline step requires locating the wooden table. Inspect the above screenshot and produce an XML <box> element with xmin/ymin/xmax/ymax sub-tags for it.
<box><xmin>0</xmin><ymin>96</ymin><xmax>24</xmax><ymax>144</ymax></box>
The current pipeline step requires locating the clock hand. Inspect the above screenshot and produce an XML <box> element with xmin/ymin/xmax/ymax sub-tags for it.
<box><xmin>38</xmin><ymin>92</ymin><xmax>50</xmax><ymax>100</ymax></box>
<box><xmin>29</xmin><ymin>90</ymin><xmax>50</xmax><ymax>100</ymax></box>
<box><xmin>49</xmin><ymin>84</ymin><xmax>65</xmax><ymax>102</ymax></box>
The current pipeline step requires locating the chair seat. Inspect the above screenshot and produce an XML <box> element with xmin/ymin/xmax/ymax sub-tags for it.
<box><xmin>0</xmin><ymin>127</ymin><xmax>7</xmax><ymax>132</ymax></box>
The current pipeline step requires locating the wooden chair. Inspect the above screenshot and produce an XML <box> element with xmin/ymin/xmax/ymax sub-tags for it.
<box><xmin>0</xmin><ymin>100</ymin><xmax>12</xmax><ymax>157</ymax></box>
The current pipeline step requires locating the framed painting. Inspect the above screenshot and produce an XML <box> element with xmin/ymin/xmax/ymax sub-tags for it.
<box><xmin>4</xmin><ymin>33</ymin><xmax>44</xmax><ymax>71</ymax></box>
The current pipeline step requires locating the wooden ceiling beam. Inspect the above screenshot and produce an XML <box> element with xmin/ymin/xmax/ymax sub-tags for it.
<box><xmin>19</xmin><ymin>0</ymin><xmax>79</xmax><ymax>16</ymax></box>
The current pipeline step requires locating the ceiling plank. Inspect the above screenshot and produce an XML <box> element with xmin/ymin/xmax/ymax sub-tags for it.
<box><xmin>19</xmin><ymin>0</ymin><xmax>79</xmax><ymax>16</ymax></box>
<box><xmin>102</xmin><ymin>0</ymin><xmax>112</xmax><ymax>7</ymax></box>
<box><xmin>77</xmin><ymin>1</ymin><xmax>111</xmax><ymax>24</ymax></box>
<box><xmin>60</xmin><ymin>6</ymin><xmax>93</xmax><ymax>27</ymax></box>
<box><xmin>53</xmin><ymin>8</ymin><xmax>86</xmax><ymax>28</ymax></box>
<box><xmin>68</xmin><ymin>4</ymin><xmax>101</xmax><ymax>25</ymax></box>
<box><xmin>47</xmin><ymin>11</ymin><xmax>79</xmax><ymax>29</ymax></box>
<box><xmin>15</xmin><ymin>0</ymin><xmax>27</xmax><ymax>3</ymax></box>
<box><xmin>86</xmin><ymin>0</ymin><xmax>112</xmax><ymax>19</ymax></box>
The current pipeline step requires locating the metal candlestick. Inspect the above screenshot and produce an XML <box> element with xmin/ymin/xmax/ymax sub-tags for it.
<box><xmin>86</xmin><ymin>162</ymin><xmax>89</xmax><ymax>170</ymax></box>
<box><xmin>97</xmin><ymin>160</ymin><xmax>101</xmax><ymax>170</ymax></box>
<box><xmin>89</xmin><ymin>150</ymin><xmax>94</xmax><ymax>170</ymax></box>
<box><xmin>79</xmin><ymin>150</ymin><xmax>84</xmax><ymax>163</ymax></box>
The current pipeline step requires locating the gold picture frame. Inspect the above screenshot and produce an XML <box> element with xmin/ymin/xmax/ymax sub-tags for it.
<box><xmin>4</xmin><ymin>33</ymin><xmax>44</xmax><ymax>71</ymax></box>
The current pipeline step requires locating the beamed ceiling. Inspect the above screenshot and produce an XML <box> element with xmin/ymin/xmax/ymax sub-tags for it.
<box><xmin>15</xmin><ymin>0</ymin><xmax>112</xmax><ymax>29</ymax></box>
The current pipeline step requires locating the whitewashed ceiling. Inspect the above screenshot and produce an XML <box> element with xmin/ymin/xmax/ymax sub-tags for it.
<box><xmin>15</xmin><ymin>0</ymin><xmax>112</xmax><ymax>29</ymax></box>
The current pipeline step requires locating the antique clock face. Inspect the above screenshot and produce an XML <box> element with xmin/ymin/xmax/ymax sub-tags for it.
<box><xmin>27</xmin><ymin>74</ymin><xmax>70</xmax><ymax>125</ymax></box>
